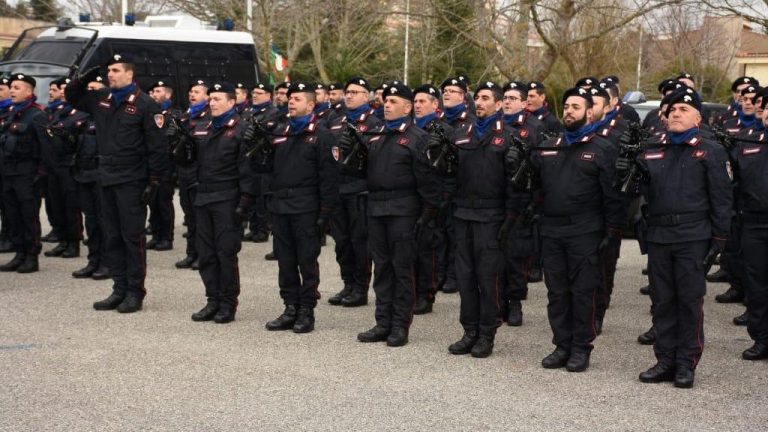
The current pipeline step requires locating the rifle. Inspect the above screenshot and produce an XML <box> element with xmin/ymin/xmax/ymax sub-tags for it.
<box><xmin>167</xmin><ymin>116</ymin><xmax>196</xmax><ymax>166</ymax></box>
<box><xmin>244</xmin><ymin>121</ymin><xmax>274</xmax><ymax>165</ymax></box>
<box><xmin>510</xmin><ymin>134</ymin><xmax>533</xmax><ymax>190</ymax></box>
<box><xmin>712</xmin><ymin>126</ymin><xmax>736</xmax><ymax>150</ymax></box>
<box><xmin>425</xmin><ymin>121</ymin><xmax>457</xmax><ymax>175</ymax></box>
<box><xmin>340</xmin><ymin>122</ymin><xmax>368</xmax><ymax>172</ymax></box>
<box><xmin>616</xmin><ymin>122</ymin><xmax>650</xmax><ymax>194</ymax></box>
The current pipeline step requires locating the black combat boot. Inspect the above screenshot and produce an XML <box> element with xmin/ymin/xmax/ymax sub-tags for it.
<box><xmin>213</xmin><ymin>304</ymin><xmax>236</xmax><ymax>323</ymax></box>
<box><xmin>470</xmin><ymin>335</ymin><xmax>494</xmax><ymax>358</ymax></box>
<box><xmin>44</xmin><ymin>242</ymin><xmax>68</xmax><ymax>257</ymax></box>
<box><xmin>357</xmin><ymin>325</ymin><xmax>390</xmax><ymax>343</ymax></box>
<box><xmin>328</xmin><ymin>285</ymin><xmax>352</xmax><ymax>306</ymax></box>
<box><xmin>191</xmin><ymin>301</ymin><xmax>220</xmax><ymax>322</ymax></box>
<box><xmin>265</xmin><ymin>305</ymin><xmax>297</xmax><ymax>331</ymax></box>
<box><xmin>17</xmin><ymin>254</ymin><xmax>39</xmax><ymax>273</ymax></box>
<box><xmin>61</xmin><ymin>242</ymin><xmax>80</xmax><ymax>258</ymax></box>
<box><xmin>386</xmin><ymin>327</ymin><xmax>409</xmax><ymax>347</ymax></box>
<box><xmin>639</xmin><ymin>363</ymin><xmax>675</xmax><ymax>383</ymax></box>
<box><xmin>293</xmin><ymin>307</ymin><xmax>315</xmax><ymax>333</ymax></box>
<box><xmin>0</xmin><ymin>252</ymin><xmax>25</xmax><ymax>272</ymax></box>
<box><xmin>448</xmin><ymin>330</ymin><xmax>478</xmax><ymax>355</ymax></box>
<box><xmin>116</xmin><ymin>296</ymin><xmax>143</xmax><ymax>313</ymax></box>
<box><xmin>93</xmin><ymin>292</ymin><xmax>125</xmax><ymax>310</ymax></box>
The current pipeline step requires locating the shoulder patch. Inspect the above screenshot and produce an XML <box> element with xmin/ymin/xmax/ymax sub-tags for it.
<box><xmin>519</xmin><ymin>129</ymin><xmax>528</xmax><ymax>138</ymax></box>
<box><xmin>273</xmin><ymin>136</ymin><xmax>288</xmax><ymax>145</ymax></box>
<box><xmin>397</xmin><ymin>137</ymin><xmax>409</xmax><ymax>146</ymax></box>
<box><xmin>644</xmin><ymin>152</ymin><xmax>665</xmax><ymax>160</ymax></box>
<box><xmin>581</xmin><ymin>152</ymin><xmax>595</xmax><ymax>161</ymax></box>
<box><xmin>743</xmin><ymin>146</ymin><xmax>761</xmax><ymax>155</ymax></box>
<box><xmin>455</xmin><ymin>138</ymin><xmax>470</xmax><ymax>146</ymax></box>
<box><xmin>124</xmin><ymin>105</ymin><xmax>137</xmax><ymax>115</ymax></box>
<box><xmin>692</xmin><ymin>149</ymin><xmax>707</xmax><ymax>158</ymax></box>
<box><xmin>154</xmin><ymin>114</ymin><xmax>164</xmax><ymax>129</ymax></box>
<box><xmin>540</xmin><ymin>150</ymin><xmax>559</xmax><ymax>157</ymax></box>
<box><xmin>492</xmin><ymin>137</ymin><xmax>504</xmax><ymax>146</ymax></box>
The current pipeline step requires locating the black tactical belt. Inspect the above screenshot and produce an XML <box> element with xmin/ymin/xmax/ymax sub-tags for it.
<box><xmin>647</xmin><ymin>211</ymin><xmax>708</xmax><ymax>226</ymax></box>
<box><xmin>368</xmin><ymin>189</ymin><xmax>418</xmax><ymax>201</ymax></box>
<box><xmin>741</xmin><ymin>212</ymin><xmax>768</xmax><ymax>224</ymax></box>
<box><xmin>196</xmin><ymin>180</ymin><xmax>238</xmax><ymax>193</ymax></box>
<box><xmin>539</xmin><ymin>211</ymin><xmax>602</xmax><ymax>226</ymax></box>
<box><xmin>271</xmin><ymin>186</ymin><xmax>316</xmax><ymax>198</ymax></box>
<box><xmin>98</xmin><ymin>155</ymin><xmax>143</xmax><ymax>165</ymax></box>
<box><xmin>453</xmin><ymin>197</ymin><xmax>505</xmax><ymax>209</ymax></box>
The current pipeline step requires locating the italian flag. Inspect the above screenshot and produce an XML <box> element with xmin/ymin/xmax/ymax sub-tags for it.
<box><xmin>271</xmin><ymin>43</ymin><xmax>287</xmax><ymax>72</ymax></box>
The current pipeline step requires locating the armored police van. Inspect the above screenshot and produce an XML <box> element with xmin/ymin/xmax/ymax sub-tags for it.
<box><xmin>0</xmin><ymin>16</ymin><xmax>259</xmax><ymax>107</ymax></box>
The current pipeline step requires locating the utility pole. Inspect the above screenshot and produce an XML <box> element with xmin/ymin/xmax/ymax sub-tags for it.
<box><xmin>404</xmin><ymin>0</ymin><xmax>410</xmax><ymax>85</ymax></box>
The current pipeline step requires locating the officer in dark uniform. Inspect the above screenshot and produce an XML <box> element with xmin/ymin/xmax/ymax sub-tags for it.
<box><xmin>371</xmin><ymin>83</ymin><xmax>385</xmax><ymax>120</ymax></box>
<box><xmin>146</xmin><ymin>80</ymin><xmax>178</xmax><ymax>252</ymax></box>
<box><xmin>260</xmin><ymin>81</ymin><xmax>339</xmax><ymax>334</ymax></box>
<box><xmin>642</xmin><ymin>79</ymin><xmax>677</xmax><ymax>132</ymax></box>
<box><xmin>440</xmin><ymin>81</ymin><xmax>513</xmax><ymax>358</ymax></box>
<box><xmin>617</xmin><ymin>87</ymin><xmax>732</xmax><ymax>388</ymax></box>
<box><xmin>676</xmin><ymin>73</ymin><xmax>711</xmax><ymax>125</ymax></box>
<box><xmin>71</xmin><ymin>76</ymin><xmax>109</xmax><ymax>280</ymax></box>
<box><xmin>0</xmin><ymin>76</ymin><xmax>14</xmax><ymax>253</ymax></box>
<box><xmin>501</xmin><ymin>80</ymin><xmax>544</xmax><ymax>326</ymax></box>
<box><xmin>526</xmin><ymin>81</ymin><xmax>563</xmax><ymax>135</ymax></box>
<box><xmin>510</xmin><ymin>86</ymin><xmax>626</xmax><ymax>372</ymax></box>
<box><xmin>40</xmin><ymin>78</ymin><xmax>65</xmax><ymax>244</ymax></box>
<box><xmin>174</xmin><ymin>79</ymin><xmax>210</xmax><ymax>270</ymax></box>
<box><xmin>273</xmin><ymin>81</ymin><xmax>290</xmax><ymax>118</ymax></box>
<box><xmin>174</xmin><ymin>82</ymin><xmax>255</xmax><ymax>324</ymax></box>
<box><xmin>713</xmin><ymin>76</ymin><xmax>759</xmax><ymax>127</ymax></box>
<box><xmin>328</xmin><ymin>82</ymin><xmax>345</xmax><ymax>116</ymax></box>
<box><xmin>412</xmin><ymin>83</ymin><xmax>452</xmax><ymax>315</ymax></box>
<box><xmin>354</xmin><ymin>81</ymin><xmax>439</xmax><ymax>347</ymax></box>
<box><xmin>439</xmin><ymin>77</ymin><xmax>476</xmax><ymax>294</ymax></box>
<box><xmin>244</xmin><ymin>82</ymin><xmax>278</xmax><ymax>244</ymax></box>
<box><xmin>575</xmin><ymin>76</ymin><xmax>599</xmax><ymax>88</ymax></box>
<box><xmin>313</xmin><ymin>83</ymin><xmax>338</xmax><ymax>127</ymax></box>
<box><xmin>600</xmin><ymin>76</ymin><xmax>641</xmax><ymax>124</ymax></box>
<box><xmin>65</xmin><ymin>53</ymin><xmax>168</xmax><ymax>313</ymax></box>
<box><xmin>732</xmin><ymin>100</ymin><xmax>768</xmax><ymax>360</ymax></box>
<box><xmin>41</xmin><ymin>77</ymin><xmax>88</xmax><ymax>260</ymax></box>
<box><xmin>234</xmin><ymin>82</ymin><xmax>251</xmax><ymax>118</ymax></box>
<box><xmin>0</xmin><ymin>73</ymin><xmax>48</xmax><ymax>273</ymax></box>
<box><xmin>326</xmin><ymin>77</ymin><xmax>381</xmax><ymax>307</ymax></box>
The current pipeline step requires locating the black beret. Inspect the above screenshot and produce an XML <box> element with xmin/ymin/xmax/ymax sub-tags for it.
<box><xmin>148</xmin><ymin>80</ymin><xmax>173</xmax><ymax>92</ymax></box>
<box><xmin>440</xmin><ymin>77</ymin><xmax>467</xmax><ymax>93</ymax></box>
<box><xmin>10</xmin><ymin>72</ymin><xmax>36</xmax><ymax>88</ymax></box>
<box><xmin>588</xmin><ymin>85</ymin><xmax>610</xmax><ymax>101</ymax></box>
<box><xmin>0</xmin><ymin>76</ymin><xmax>10</xmax><ymax>87</ymax></box>
<box><xmin>662</xmin><ymin>81</ymin><xmax>686</xmax><ymax>96</ymax></box>
<box><xmin>315</xmin><ymin>83</ymin><xmax>328</xmax><ymax>91</ymax></box>
<box><xmin>602</xmin><ymin>75</ymin><xmax>620</xmax><ymax>84</ymax></box>
<box><xmin>207</xmin><ymin>82</ymin><xmax>236</xmax><ymax>96</ymax></box>
<box><xmin>575</xmin><ymin>76</ymin><xmax>599</xmax><ymax>87</ymax></box>
<box><xmin>235</xmin><ymin>82</ymin><xmax>249</xmax><ymax>91</ymax></box>
<box><xmin>274</xmin><ymin>81</ymin><xmax>291</xmax><ymax>91</ymax></box>
<box><xmin>374</xmin><ymin>82</ymin><xmax>386</xmax><ymax>92</ymax></box>
<box><xmin>758</xmin><ymin>87</ymin><xmax>768</xmax><ymax>110</ymax></box>
<box><xmin>665</xmin><ymin>87</ymin><xmax>702</xmax><ymax>116</ymax></box>
<box><xmin>731</xmin><ymin>76</ymin><xmax>759</xmax><ymax>92</ymax></box>
<box><xmin>286</xmin><ymin>81</ymin><xmax>314</xmax><ymax>98</ymax></box>
<box><xmin>328</xmin><ymin>82</ymin><xmax>343</xmax><ymax>91</ymax></box>
<box><xmin>503</xmin><ymin>81</ymin><xmax>527</xmax><ymax>95</ymax></box>
<box><xmin>50</xmin><ymin>77</ymin><xmax>70</xmax><ymax>88</ymax></box>
<box><xmin>345</xmin><ymin>77</ymin><xmax>370</xmax><ymax>91</ymax></box>
<box><xmin>383</xmin><ymin>81</ymin><xmax>413</xmax><ymax>102</ymax></box>
<box><xmin>413</xmin><ymin>84</ymin><xmax>440</xmax><ymax>98</ymax></box>
<box><xmin>677</xmin><ymin>72</ymin><xmax>695</xmax><ymax>83</ymax></box>
<box><xmin>251</xmin><ymin>83</ymin><xmax>273</xmax><ymax>93</ymax></box>
<box><xmin>598</xmin><ymin>81</ymin><xmax>618</xmax><ymax>94</ymax></box>
<box><xmin>475</xmin><ymin>80</ymin><xmax>501</xmax><ymax>94</ymax></box>
<box><xmin>90</xmin><ymin>75</ymin><xmax>105</xmax><ymax>85</ymax></box>
<box><xmin>527</xmin><ymin>81</ymin><xmax>545</xmax><ymax>92</ymax></box>
<box><xmin>188</xmin><ymin>79</ymin><xmax>208</xmax><ymax>91</ymax></box>
<box><xmin>562</xmin><ymin>86</ymin><xmax>593</xmax><ymax>107</ymax></box>
<box><xmin>107</xmin><ymin>53</ymin><xmax>135</xmax><ymax>66</ymax></box>
<box><xmin>456</xmin><ymin>74</ymin><xmax>471</xmax><ymax>85</ymax></box>
<box><xmin>660</xmin><ymin>90</ymin><xmax>677</xmax><ymax>108</ymax></box>
<box><xmin>657</xmin><ymin>78</ymin><xmax>677</xmax><ymax>94</ymax></box>
<box><xmin>740</xmin><ymin>85</ymin><xmax>760</xmax><ymax>96</ymax></box>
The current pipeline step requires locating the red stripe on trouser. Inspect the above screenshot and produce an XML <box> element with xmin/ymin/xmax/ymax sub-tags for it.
<box><xmin>692</xmin><ymin>297</ymin><xmax>704</xmax><ymax>369</ymax></box>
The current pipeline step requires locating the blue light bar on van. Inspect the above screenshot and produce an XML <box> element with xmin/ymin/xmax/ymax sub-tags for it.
<box><xmin>125</xmin><ymin>13</ymin><xmax>136</xmax><ymax>26</ymax></box>
<box><xmin>79</xmin><ymin>13</ymin><xmax>91</xmax><ymax>23</ymax></box>
<box><xmin>217</xmin><ymin>19</ymin><xmax>235</xmax><ymax>31</ymax></box>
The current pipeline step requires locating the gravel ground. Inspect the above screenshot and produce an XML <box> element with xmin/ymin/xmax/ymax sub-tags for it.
<box><xmin>1</xmin><ymin>198</ymin><xmax>766</xmax><ymax>431</ymax></box>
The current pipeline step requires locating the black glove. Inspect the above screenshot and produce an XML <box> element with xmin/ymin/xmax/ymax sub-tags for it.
<box><xmin>514</xmin><ymin>204</ymin><xmax>537</xmax><ymax>228</ymax></box>
<box><xmin>235</xmin><ymin>194</ymin><xmax>255</xmax><ymax>223</ymax></box>
<box><xmin>497</xmin><ymin>214</ymin><xmax>516</xmax><ymax>241</ymax></box>
<box><xmin>615</xmin><ymin>156</ymin><xmax>632</xmax><ymax>177</ymax></box>
<box><xmin>703</xmin><ymin>237</ymin><xmax>726</xmax><ymax>274</ymax></box>
<box><xmin>338</xmin><ymin>128</ymin><xmax>355</xmax><ymax>153</ymax></box>
<box><xmin>316</xmin><ymin>213</ymin><xmax>330</xmax><ymax>238</ymax></box>
<box><xmin>414</xmin><ymin>208</ymin><xmax>437</xmax><ymax>240</ymax></box>
<box><xmin>598</xmin><ymin>228</ymin><xmax>623</xmax><ymax>255</ymax></box>
<box><xmin>505</xmin><ymin>146</ymin><xmax>523</xmax><ymax>171</ymax></box>
<box><xmin>142</xmin><ymin>178</ymin><xmax>160</xmax><ymax>206</ymax></box>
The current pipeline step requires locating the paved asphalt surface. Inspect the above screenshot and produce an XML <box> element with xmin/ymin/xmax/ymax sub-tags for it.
<box><xmin>1</xmin><ymin>199</ymin><xmax>767</xmax><ymax>431</ymax></box>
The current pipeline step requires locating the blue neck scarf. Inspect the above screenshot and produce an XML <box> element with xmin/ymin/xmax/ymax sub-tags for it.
<box><xmin>289</xmin><ymin>113</ymin><xmax>313</xmax><ymax>133</ymax></box>
<box><xmin>110</xmin><ymin>82</ymin><xmax>136</xmax><ymax>106</ymax></box>
<box><xmin>668</xmin><ymin>127</ymin><xmax>699</xmax><ymax>145</ymax></box>
<box><xmin>346</xmin><ymin>104</ymin><xmax>369</xmax><ymax>122</ymax></box>
<box><xmin>415</xmin><ymin>112</ymin><xmax>438</xmax><ymax>129</ymax></box>
<box><xmin>531</xmin><ymin>106</ymin><xmax>548</xmax><ymax>117</ymax></box>
<box><xmin>47</xmin><ymin>99</ymin><xmax>64</xmax><ymax>111</ymax></box>
<box><xmin>373</xmin><ymin>106</ymin><xmax>385</xmax><ymax>120</ymax></box>
<box><xmin>564</xmin><ymin>122</ymin><xmax>601</xmax><ymax>146</ymax></box>
<box><xmin>212</xmin><ymin>108</ymin><xmax>236</xmax><ymax>130</ymax></box>
<box><xmin>251</xmin><ymin>101</ymin><xmax>272</xmax><ymax>112</ymax></box>
<box><xmin>385</xmin><ymin>116</ymin><xmax>408</xmax><ymax>131</ymax></box>
<box><xmin>313</xmin><ymin>102</ymin><xmax>331</xmax><ymax>114</ymax></box>
<box><xmin>160</xmin><ymin>100</ymin><xmax>172</xmax><ymax>111</ymax></box>
<box><xmin>277</xmin><ymin>105</ymin><xmax>288</xmax><ymax>115</ymax></box>
<box><xmin>235</xmin><ymin>101</ymin><xmax>248</xmax><ymax>113</ymax></box>
<box><xmin>594</xmin><ymin>107</ymin><xmax>619</xmax><ymax>130</ymax></box>
<box><xmin>0</xmin><ymin>98</ymin><xmax>11</xmax><ymax>111</ymax></box>
<box><xmin>730</xmin><ymin>100</ymin><xmax>740</xmax><ymax>111</ymax></box>
<box><xmin>474</xmin><ymin>113</ymin><xmax>498</xmax><ymax>139</ymax></box>
<box><xmin>754</xmin><ymin>121</ymin><xmax>766</xmax><ymax>131</ymax></box>
<box><xmin>738</xmin><ymin>111</ymin><xmax>757</xmax><ymax>129</ymax></box>
<box><xmin>188</xmin><ymin>101</ymin><xmax>208</xmax><ymax>118</ymax></box>
<box><xmin>503</xmin><ymin>110</ymin><xmax>525</xmax><ymax>126</ymax></box>
<box><xmin>444</xmin><ymin>104</ymin><xmax>466</xmax><ymax>124</ymax></box>
<box><xmin>12</xmin><ymin>97</ymin><xmax>34</xmax><ymax>113</ymax></box>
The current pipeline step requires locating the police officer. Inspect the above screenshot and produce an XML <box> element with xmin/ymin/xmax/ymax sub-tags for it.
<box><xmin>733</xmin><ymin>97</ymin><xmax>768</xmax><ymax>360</ymax></box>
<box><xmin>328</xmin><ymin>82</ymin><xmax>345</xmax><ymax>116</ymax></box>
<box><xmin>600</xmin><ymin>76</ymin><xmax>641</xmax><ymax>124</ymax></box>
<box><xmin>145</xmin><ymin>80</ymin><xmax>178</xmax><ymax>252</ymax></box>
<box><xmin>510</xmin><ymin>86</ymin><xmax>625</xmax><ymax>372</ymax></box>
<box><xmin>174</xmin><ymin>79</ymin><xmax>210</xmax><ymax>270</ymax></box>
<box><xmin>71</xmin><ymin>76</ymin><xmax>109</xmax><ymax>280</ymax></box>
<box><xmin>0</xmin><ymin>76</ymin><xmax>13</xmax><ymax>253</ymax></box>
<box><xmin>326</xmin><ymin>77</ymin><xmax>381</xmax><ymax>307</ymax></box>
<box><xmin>260</xmin><ymin>81</ymin><xmax>339</xmax><ymax>333</ymax></box>
<box><xmin>372</xmin><ymin>83</ymin><xmax>385</xmax><ymax>120</ymax></box>
<box><xmin>234</xmin><ymin>82</ymin><xmax>251</xmax><ymax>118</ymax></box>
<box><xmin>501</xmin><ymin>80</ymin><xmax>544</xmax><ymax>326</ymax></box>
<box><xmin>0</xmin><ymin>73</ymin><xmax>48</xmax><ymax>273</ymax></box>
<box><xmin>313</xmin><ymin>83</ymin><xmax>337</xmax><ymax>126</ymax></box>
<box><xmin>642</xmin><ymin>79</ymin><xmax>677</xmax><ymax>133</ymax></box>
<box><xmin>273</xmin><ymin>81</ymin><xmax>290</xmax><ymax>119</ymax></box>
<box><xmin>65</xmin><ymin>53</ymin><xmax>168</xmax><ymax>313</ymax></box>
<box><xmin>526</xmin><ymin>81</ymin><xmax>564</xmax><ymax>135</ymax></box>
<box><xmin>41</xmin><ymin>77</ymin><xmax>88</xmax><ymax>260</ymax></box>
<box><xmin>439</xmin><ymin>77</ymin><xmax>476</xmax><ymax>294</ymax></box>
<box><xmin>244</xmin><ymin>82</ymin><xmax>278</xmax><ymax>244</ymax></box>
<box><xmin>412</xmin><ymin>83</ymin><xmax>452</xmax><ymax>314</ymax></box>
<box><xmin>617</xmin><ymin>87</ymin><xmax>732</xmax><ymax>388</ymax></box>
<box><xmin>441</xmin><ymin>81</ymin><xmax>512</xmax><ymax>358</ymax></box>
<box><xmin>713</xmin><ymin>76</ymin><xmax>759</xmax><ymax>127</ymax></box>
<box><xmin>176</xmin><ymin>82</ymin><xmax>255</xmax><ymax>324</ymax></box>
<box><xmin>354</xmin><ymin>81</ymin><xmax>439</xmax><ymax>347</ymax></box>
